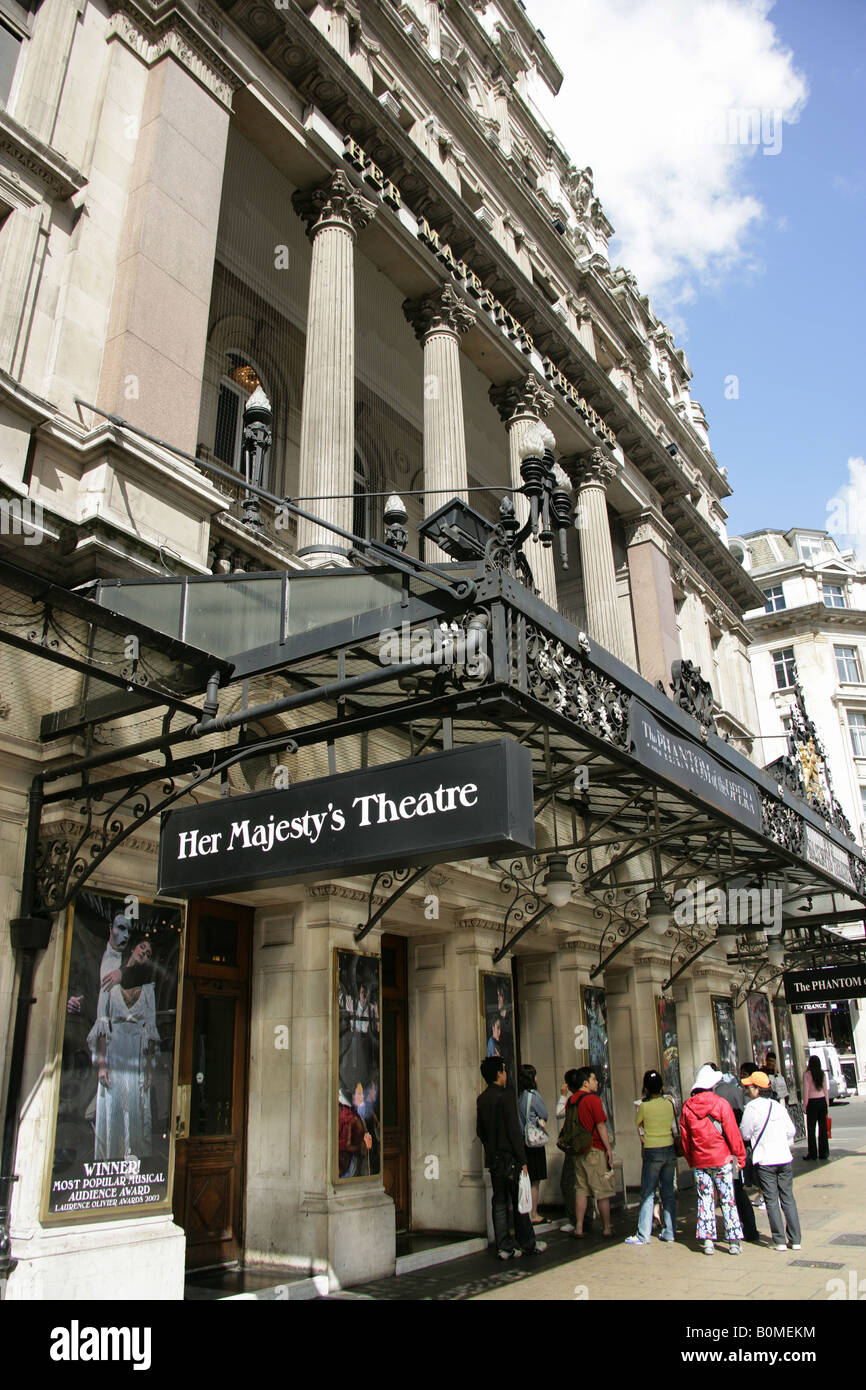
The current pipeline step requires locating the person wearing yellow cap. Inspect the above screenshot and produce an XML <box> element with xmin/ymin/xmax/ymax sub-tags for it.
<box><xmin>740</xmin><ymin>1071</ymin><xmax>801</xmax><ymax>1252</ymax></box>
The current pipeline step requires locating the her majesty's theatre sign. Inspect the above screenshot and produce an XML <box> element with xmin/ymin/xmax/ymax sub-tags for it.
<box><xmin>158</xmin><ymin>741</ymin><xmax>535</xmax><ymax>898</ymax></box>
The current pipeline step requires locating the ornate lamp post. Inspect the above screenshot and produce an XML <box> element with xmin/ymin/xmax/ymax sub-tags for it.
<box><xmin>240</xmin><ymin>386</ymin><xmax>272</xmax><ymax>532</ymax></box>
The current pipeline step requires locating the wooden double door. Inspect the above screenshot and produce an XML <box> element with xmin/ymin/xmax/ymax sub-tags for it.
<box><xmin>173</xmin><ymin>900</ymin><xmax>252</xmax><ymax>1269</ymax></box>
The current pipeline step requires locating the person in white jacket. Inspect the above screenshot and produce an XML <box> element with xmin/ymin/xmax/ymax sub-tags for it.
<box><xmin>740</xmin><ymin>1070</ymin><xmax>801</xmax><ymax>1252</ymax></box>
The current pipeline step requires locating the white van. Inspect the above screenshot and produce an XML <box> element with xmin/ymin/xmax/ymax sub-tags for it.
<box><xmin>804</xmin><ymin>1042</ymin><xmax>850</xmax><ymax>1103</ymax></box>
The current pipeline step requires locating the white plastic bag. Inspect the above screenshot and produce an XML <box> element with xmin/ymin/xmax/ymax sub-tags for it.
<box><xmin>517</xmin><ymin>1169</ymin><xmax>532</xmax><ymax>1215</ymax></box>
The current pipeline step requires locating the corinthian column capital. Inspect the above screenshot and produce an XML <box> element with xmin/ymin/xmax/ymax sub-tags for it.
<box><xmin>292</xmin><ymin>169</ymin><xmax>377</xmax><ymax>241</ymax></box>
<box><xmin>562</xmin><ymin>447</ymin><xmax>619</xmax><ymax>491</ymax></box>
<box><xmin>489</xmin><ymin>374</ymin><xmax>555</xmax><ymax>427</ymax></box>
<box><xmin>402</xmin><ymin>283</ymin><xmax>476</xmax><ymax>342</ymax></box>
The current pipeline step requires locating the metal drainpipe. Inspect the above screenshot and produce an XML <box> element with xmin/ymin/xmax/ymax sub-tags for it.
<box><xmin>0</xmin><ymin>778</ymin><xmax>53</xmax><ymax>1279</ymax></box>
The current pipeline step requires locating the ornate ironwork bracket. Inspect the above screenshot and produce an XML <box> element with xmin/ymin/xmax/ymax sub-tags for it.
<box><xmin>590</xmin><ymin>888</ymin><xmax>651</xmax><ymax>979</ymax></box>
<box><xmin>354</xmin><ymin>866</ymin><xmax>427</xmax><ymax>942</ymax></box>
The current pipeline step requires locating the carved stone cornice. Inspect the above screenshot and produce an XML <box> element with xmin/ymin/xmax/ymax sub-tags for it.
<box><xmin>291</xmin><ymin>169</ymin><xmax>377</xmax><ymax>241</ymax></box>
<box><xmin>0</xmin><ymin>110</ymin><xmax>87</xmax><ymax>201</ymax></box>
<box><xmin>402</xmin><ymin>283</ymin><xmax>476</xmax><ymax>341</ymax></box>
<box><xmin>307</xmin><ymin>884</ymin><xmax>371</xmax><ymax>903</ymax></box>
<box><xmin>456</xmin><ymin>916</ymin><xmax>501</xmax><ymax>933</ymax></box>
<box><xmin>108</xmin><ymin>0</ymin><xmax>249</xmax><ymax>110</ymax></box>
<box><xmin>489</xmin><ymin>374</ymin><xmax>554</xmax><ymax>426</ymax></box>
<box><xmin>561</xmin><ymin>448</ymin><xmax>619</xmax><ymax>492</ymax></box>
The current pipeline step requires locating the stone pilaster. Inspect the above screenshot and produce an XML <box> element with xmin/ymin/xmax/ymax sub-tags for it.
<box><xmin>573</xmin><ymin>296</ymin><xmax>596</xmax><ymax>358</ymax></box>
<box><xmin>293</xmin><ymin>170</ymin><xmax>376</xmax><ymax>565</ymax></box>
<box><xmin>403</xmin><ymin>284</ymin><xmax>475</xmax><ymax>563</ymax></box>
<box><xmin>623</xmin><ymin>507</ymin><xmax>682</xmax><ymax>692</ymax></box>
<box><xmin>563</xmin><ymin>448</ymin><xmax>624</xmax><ymax>660</ymax></box>
<box><xmin>489</xmin><ymin>375</ymin><xmax>558</xmax><ymax>608</ymax></box>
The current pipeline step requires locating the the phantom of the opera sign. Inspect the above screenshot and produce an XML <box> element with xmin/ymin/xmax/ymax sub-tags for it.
<box><xmin>44</xmin><ymin>891</ymin><xmax>183</xmax><ymax>1222</ymax></box>
<box><xmin>629</xmin><ymin>703</ymin><xmax>763</xmax><ymax>832</ymax></box>
<box><xmin>158</xmin><ymin>740</ymin><xmax>535</xmax><ymax>897</ymax></box>
<box><xmin>784</xmin><ymin>964</ymin><xmax>866</xmax><ymax>1009</ymax></box>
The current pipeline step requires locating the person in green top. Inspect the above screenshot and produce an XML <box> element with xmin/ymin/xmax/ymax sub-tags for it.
<box><xmin>625</xmin><ymin>1070</ymin><xmax>678</xmax><ymax>1245</ymax></box>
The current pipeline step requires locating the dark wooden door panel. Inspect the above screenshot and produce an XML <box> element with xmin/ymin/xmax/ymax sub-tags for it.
<box><xmin>173</xmin><ymin>901</ymin><xmax>251</xmax><ymax>1269</ymax></box>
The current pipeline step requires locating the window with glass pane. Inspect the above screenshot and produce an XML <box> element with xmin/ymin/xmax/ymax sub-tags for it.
<box><xmin>860</xmin><ymin>786</ymin><xmax>866</xmax><ymax>824</ymax></box>
<box><xmin>772</xmin><ymin>647</ymin><xmax>796</xmax><ymax>689</ymax></box>
<box><xmin>835</xmin><ymin>646</ymin><xmax>862</xmax><ymax>683</ymax></box>
<box><xmin>763</xmin><ymin>585</ymin><xmax>785</xmax><ymax>613</ymax></box>
<box><xmin>798</xmin><ymin>537</ymin><xmax>823</xmax><ymax>562</ymax></box>
<box><xmin>823</xmin><ymin>585</ymin><xmax>846</xmax><ymax>608</ymax></box>
<box><xmin>190</xmin><ymin>995</ymin><xmax>236</xmax><ymax>1135</ymax></box>
<box><xmin>849</xmin><ymin>712</ymin><xmax>866</xmax><ymax>758</ymax></box>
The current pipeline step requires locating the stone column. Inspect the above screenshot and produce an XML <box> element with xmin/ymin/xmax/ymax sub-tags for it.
<box><xmin>623</xmin><ymin>508</ymin><xmax>682</xmax><ymax>691</ymax></box>
<box><xmin>292</xmin><ymin>170</ymin><xmax>376</xmax><ymax>565</ymax></box>
<box><xmin>563</xmin><ymin>448</ymin><xmax>624</xmax><ymax>659</ymax></box>
<box><xmin>308</xmin><ymin>0</ymin><xmax>352</xmax><ymax>61</ymax></box>
<box><xmin>403</xmin><ymin>284</ymin><xmax>475</xmax><ymax>563</ymax></box>
<box><xmin>489</xmin><ymin>375</ymin><xmax>558</xmax><ymax>608</ymax></box>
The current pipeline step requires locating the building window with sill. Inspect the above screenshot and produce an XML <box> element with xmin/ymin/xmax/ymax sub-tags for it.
<box><xmin>763</xmin><ymin>585</ymin><xmax>785</xmax><ymax>613</ymax></box>
<box><xmin>823</xmin><ymin>584</ymin><xmax>846</xmax><ymax>608</ymax></box>
<box><xmin>772</xmin><ymin>646</ymin><xmax>796</xmax><ymax>690</ymax></box>
<box><xmin>849</xmin><ymin>711</ymin><xmax>866</xmax><ymax>758</ymax></box>
<box><xmin>835</xmin><ymin>645</ymin><xmax>862</xmax><ymax>684</ymax></box>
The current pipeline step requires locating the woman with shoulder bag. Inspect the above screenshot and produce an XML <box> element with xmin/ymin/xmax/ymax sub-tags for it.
<box><xmin>741</xmin><ymin>1070</ymin><xmax>801</xmax><ymax>1251</ymax></box>
<box><xmin>625</xmin><ymin>1070</ymin><xmax>679</xmax><ymax>1245</ymax></box>
<box><xmin>518</xmin><ymin>1064</ymin><xmax>549</xmax><ymax>1225</ymax></box>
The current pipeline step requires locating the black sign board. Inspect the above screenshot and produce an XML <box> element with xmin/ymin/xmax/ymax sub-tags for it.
<box><xmin>158</xmin><ymin>740</ymin><xmax>535</xmax><ymax>897</ymax></box>
<box><xmin>783</xmin><ymin>964</ymin><xmax>866</xmax><ymax>1007</ymax></box>
<box><xmin>629</xmin><ymin>702</ymin><xmax>762</xmax><ymax>832</ymax></box>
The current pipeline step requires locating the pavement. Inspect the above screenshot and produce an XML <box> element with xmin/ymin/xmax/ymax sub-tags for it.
<box><xmin>330</xmin><ymin>1094</ymin><xmax>866</xmax><ymax>1302</ymax></box>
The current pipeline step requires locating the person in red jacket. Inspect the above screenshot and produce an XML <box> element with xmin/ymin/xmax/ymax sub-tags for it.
<box><xmin>680</xmin><ymin>1064</ymin><xmax>747</xmax><ymax>1256</ymax></box>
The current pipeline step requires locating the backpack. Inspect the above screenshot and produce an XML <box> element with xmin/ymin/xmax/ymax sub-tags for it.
<box><xmin>556</xmin><ymin>1091</ymin><xmax>599</xmax><ymax>1157</ymax></box>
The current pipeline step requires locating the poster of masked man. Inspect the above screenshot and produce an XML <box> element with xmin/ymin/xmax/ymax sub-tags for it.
<box><xmin>44</xmin><ymin>891</ymin><xmax>183</xmax><ymax>1220</ymax></box>
<box><xmin>335</xmin><ymin>950</ymin><xmax>381</xmax><ymax>1180</ymax></box>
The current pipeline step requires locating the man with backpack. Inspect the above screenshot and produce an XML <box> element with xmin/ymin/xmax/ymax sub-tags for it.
<box><xmin>559</xmin><ymin>1066</ymin><xmax>615</xmax><ymax>1238</ymax></box>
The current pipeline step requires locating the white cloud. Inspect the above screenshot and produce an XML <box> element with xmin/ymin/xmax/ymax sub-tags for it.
<box><xmin>827</xmin><ymin>457</ymin><xmax>866</xmax><ymax>564</ymax></box>
<box><xmin>525</xmin><ymin>0</ymin><xmax>808</xmax><ymax>325</ymax></box>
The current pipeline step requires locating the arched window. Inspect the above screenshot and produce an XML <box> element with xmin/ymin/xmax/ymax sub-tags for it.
<box><xmin>213</xmin><ymin>352</ymin><xmax>270</xmax><ymax>484</ymax></box>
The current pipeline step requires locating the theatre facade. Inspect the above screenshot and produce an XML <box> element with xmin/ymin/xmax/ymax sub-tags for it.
<box><xmin>1</xmin><ymin>0</ymin><xmax>864</xmax><ymax>1298</ymax></box>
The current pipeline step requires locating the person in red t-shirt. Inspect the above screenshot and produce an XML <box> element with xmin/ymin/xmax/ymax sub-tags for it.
<box><xmin>570</xmin><ymin>1067</ymin><xmax>615</xmax><ymax>1237</ymax></box>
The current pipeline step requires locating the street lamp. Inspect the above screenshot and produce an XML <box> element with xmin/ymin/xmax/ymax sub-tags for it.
<box><xmin>241</xmin><ymin>385</ymin><xmax>272</xmax><ymax>532</ymax></box>
<box><xmin>543</xmin><ymin>852</ymin><xmax>574</xmax><ymax>908</ymax></box>
<box><xmin>646</xmin><ymin>889</ymin><xmax>670</xmax><ymax>936</ymax></box>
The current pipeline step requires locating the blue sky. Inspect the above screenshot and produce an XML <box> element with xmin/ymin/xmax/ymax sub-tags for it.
<box><xmin>527</xmin><ymin>0</ymin><xmax>866</xmax><ymax>544</ymax></box>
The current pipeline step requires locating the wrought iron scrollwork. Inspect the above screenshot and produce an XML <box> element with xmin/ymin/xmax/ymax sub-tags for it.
<box><xmin>668</xmin><ymin>658</ymin><xmax>717</xmax><ymax>736</ymax></box>
<box><xmin>761</xmin><ymin>796</ymin><xmax>804</xmax><ymax>855</ymax></box>
<box><xmin>524</xmin><ymin>625</ymin><xmax>630</xmax><ymax>747</ymax></box>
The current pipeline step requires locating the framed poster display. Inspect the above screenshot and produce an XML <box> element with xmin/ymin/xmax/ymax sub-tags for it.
<box><xmin>43</xmin><ymin>891</ymin><xmax>184</xmax><ymax>1222</ymax></box>
<box><xmin>479</xmin><ymin>972</ymin><xmax>516</xmax><ymax>1090</ymax></box>
<box><xmin>656</xmin><ymin>995</ymin><xmax>683</xmax><ymax>1112</ymax></box>
<box><xmin>747</xmin><ymin>992</ymin><xmax>774</xmax><ymax>1068</ymax></box>
<box><xmin>712</xmin><ymin>995</ymin><xmax>740</xmax><ymax>1077</ymax></box>
<box><xmin>773</xmin><ymin>1000</ymin><xmax>798</xmax><ymax>1095</ymax></box>
<box><xmin>583</xmin><ymin>986</ymin><xmax>615</xmax><ymax>1143</ymax></box>
<box><xmin>335</xmin><ymin>949</ymin><xmax>381</xmax><ymax>1181</ymax></box>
